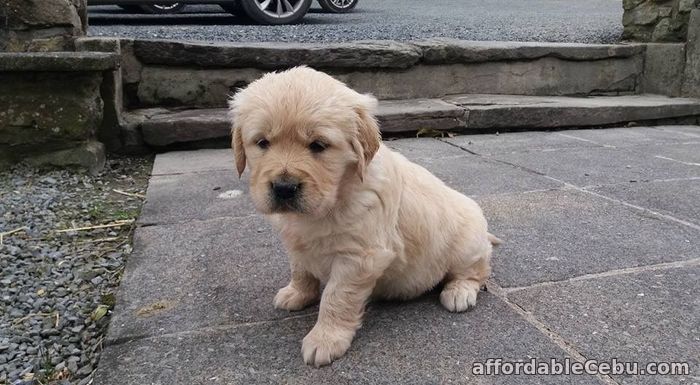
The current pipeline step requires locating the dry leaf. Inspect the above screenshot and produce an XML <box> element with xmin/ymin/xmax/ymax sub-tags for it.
<box><xmin>91</xmin><ymin>305</ymin><xmax>109</xmax><ymax>321</ymax></box>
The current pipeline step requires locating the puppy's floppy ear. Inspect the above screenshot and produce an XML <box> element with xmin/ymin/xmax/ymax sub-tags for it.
<box><xmin>232</xmin><ymin>125</ymin><xmax>246</xmax><ymax>178</ymax></box>
<box><xmin>229</xmin><ymin>95</ymin><xmax>246</xmax><ymax>178</ymax></box>
<box><xmin>351</xmin><ymin>93</ymin><xmax>381</xmax><ymax>181</ymax></box>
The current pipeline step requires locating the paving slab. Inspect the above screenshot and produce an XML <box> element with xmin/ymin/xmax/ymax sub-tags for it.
<box><xmin>96</xmin><ymin>293</ymin><xmax>605</xmax><ymax>385</ymax></box>
<box><xmin>385</xmin><ymin>139</ymin><xmax>564</xmax><ymax>196</ymax></box>
<box><xmin>407</xmin><ymin>155</ymin><xmax>563</xmax><ymax>197</ymax></box>
<box><xmin>653</xmin><ymin>125</ymin><xmax>700</xmax><ymax>137</ymax></box>
<box><xmin>97</xmin><ymin>129</ymin><xmax>700</xmax><ymax>384</ymax></box>
<box><xmin>139</xmin><ymin>170</ymin><xmax>254</xmax><ymax>224</ymax></box>
<box><xmin>555</xmin><ymin>126</ymin><xmax>700</xmax><ymax>147</ymax></box>
<box><xmin>384</xmin><ymin>137</ymin><xmax>468</xmax><ymax>158</ymax></box>
<box><xmin>591</xmin><ymin>179</ymin><xmax>700</xmax><ymax>226</ymax></box>
<box><xmin>108</xmin><ymin>215</ymin><xmax>304</xmax><ymax>342</ymax></box>
<box><xmin>507</xmin><ymin>265</ymin><xmax>700</xmax><ymax>385</ymax></box>
<box><xmin>476</xmin><ymin>189</ymin><xmax>700</xmax><ymax>288</ymax></box>
<box><xmin>492</xmin><ymin>146</ymin><xmax>700</xmax><ymax>187</ymax></box>
<box><xmin>632</xmin><ymin>142</ymin><xmax>700</xmax><ymax>164</ymax></box>
<box><xmin>442</xmin><ymin>131</ymin><xmax>601</xmax><ymax>156</ymax></box>
<box><xmin>151</xmin><ymin>148</ymin><xmax>234</xmax><ymax>175</ymax></box>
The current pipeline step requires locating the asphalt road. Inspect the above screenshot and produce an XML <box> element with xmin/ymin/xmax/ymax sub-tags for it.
<box><xmin>88</xmin><ymin>0</ymin><xmax>623</xmax><ymax>43</ymax></box>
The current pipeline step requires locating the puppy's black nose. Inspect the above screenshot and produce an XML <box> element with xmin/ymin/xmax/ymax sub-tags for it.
<box><xmin>271</xmin><ymin>180</ymin><xmax>300</xmax><ymax>201</ymax></box>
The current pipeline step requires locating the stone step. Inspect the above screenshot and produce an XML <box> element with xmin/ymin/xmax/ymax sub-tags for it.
<box><xmin>127</xmin><ymin>94</ymin><xmax>700</xmax><ymax>147</ymax></box>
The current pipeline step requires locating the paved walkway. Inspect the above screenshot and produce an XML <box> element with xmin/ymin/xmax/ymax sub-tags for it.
<box><xmin>94</xmin><ymin>126</ymin><xmax>700</xmax><ymax>385</ymax></box>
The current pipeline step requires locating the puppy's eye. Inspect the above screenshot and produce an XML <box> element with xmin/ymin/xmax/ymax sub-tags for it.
<box><xmin>309</xmin><ymin>140</ymin><xmax>327</xmax><ymax>154</ymax></box>
<box><xmin>256</xmin><ymin>138</ymin><xmax>270</xmax><ymax>149</ymax></box>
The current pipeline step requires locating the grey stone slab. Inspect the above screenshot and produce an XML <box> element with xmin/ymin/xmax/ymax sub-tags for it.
<box><xmin>508</xmin><ymin>266</ymin><xmax>700</xmax><ymax>385</ymax></box>
<box><xmin>151</xmin><ymin>149</ymin><xmax>234</xmax><ymax>175</ymax></box>
<box><xmin>404</xmin><ymin>154</ymin><xmax>564</xmax><ymax>196</ymax></box>
<box><xmin>592</xmin><ymin>178</ymin><xmax>700</xmax><ymax>225</ymax></box>
<box><xmin>493</xmin><ymin>146</ymin><xmax>700</xmax><ymax>187</ymax></box>
<box><xmin>554</xmin><ymin>126</ymin><xmax>700</xmax><ymax>147</ymax></box>
<box><xmin>107</xmin><ymin>215</ymin><xmax>302</xmax><ymax>342</ymax></box>
<box><xmin>443</xmin><ymin>131</ymin><xmax>601</xmax><ymax>156</ymax></box>
<box><xmin>384</xmin><ymin>138</ymin><xmax>467</xmax><ymax>159</ymax></box>
<box><xmin>139</xmin><ymin>169</ymin><xmax>254</xmax><ymax>224</ymax></box>
<box><xmin>377</xmin><ymin>98</ymin><xmax>466</xmax><ymax>132</ymax></box>
<box><xmin>416</xmin><ymin>39</ymin><xmax>644</xmax><ymax>64</ymax></box>
<box><xmin>133</xmin><ymin>39</ymin><xmax>422</xmax><ymax>69</ymax></box>
<box><xmin>95</xmin><ymin>293</ymin><xmax>604</xmax><ymax>385</ymax></box>
<box><xmin>141</xmin><ymin>108</ymin><xmax>231</xmax><ymax>146</ymax></box>
<box><xmin>0</xmin><ymin>51</ymin><xmax>119</xmax><ymax>71</ymax></box>
<box><xmin>476</xmin><ymin>189</ymin><xmax>700</xmax><ymax>288</ymax></box>
<box><xmin>443</xmin><ymin>94</ymin><xmax>700</xmax><ymax>130</ymax></box>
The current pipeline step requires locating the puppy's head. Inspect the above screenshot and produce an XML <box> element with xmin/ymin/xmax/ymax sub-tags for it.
<box><xmin>229</xmin><ymin>66</ymin><xmax>381</xmax><ymax>217</ymax></box>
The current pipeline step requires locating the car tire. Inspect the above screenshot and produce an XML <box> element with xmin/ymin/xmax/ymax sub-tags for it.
<box><xmin>239</xmin><ymin>0</ymin><xmax>312</xmax><ymax>25</ymax></box>
<box><xmin>118</xmin><ymin>4</ymin><xmax>145</xmax><ymax>13</ymax></box>
<box><xmin>139</xmin><ymin>3</ymin><xmax>186</xmax><ymax>14</ymax></box>
<box><xmin>219</xmin><ymin>1</ymin><xmax>246</xmax><ymax>15</ymax></box>
<box><xmin>317</xmin><ymin>0</ymin><xmax>358</xmax><ymax>13</ymax></box>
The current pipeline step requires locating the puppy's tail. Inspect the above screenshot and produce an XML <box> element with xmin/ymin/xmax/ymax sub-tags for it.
<box><xmin>487</xmin><ymin>233</ymin><xmax>504</xmax><ymax>247</ymax></box>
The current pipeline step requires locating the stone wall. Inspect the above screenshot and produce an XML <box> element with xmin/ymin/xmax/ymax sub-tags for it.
<box><xmin>623</xmin><ymin>0</ymin><xmax>700</xmax><ymax>42</ymax></box>
<box><xmin>0</xmin><ymin>52</ymin><xmax>118</xmax><ymax>173</ymax></box>
<box><xmin>0</xmin><ymin>0</ymin><xmax>88</xmax><ymax>52</ymax></box>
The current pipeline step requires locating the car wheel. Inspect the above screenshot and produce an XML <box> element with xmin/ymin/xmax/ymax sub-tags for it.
<box><xmin>239</xmin><ymin>0</ymin><xmax>312</xmax><ymax>24</ymax></box>
<box><xmin>139</xmin><ymin>3</ymin><xmax>186</xmax><ymax>14</ymax></box>
<box><xmin>317</xmin><ymin>0</ymin><xmax>358</xmax><ymax>13</ymax></box>
<box><xmin>219</xmin><ymin>1</ymin><xmax>246</xmax><ymax>15</ymax></box>
<box><xmin>118</xmin><ymin>4</ymin><xmax>145</xmax><ymax>13</ymax></box>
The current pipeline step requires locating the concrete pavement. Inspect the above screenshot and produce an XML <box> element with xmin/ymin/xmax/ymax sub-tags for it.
<box><xmin>94</xmin><ymin>126</ymin><xmax>700</xmax><ymax>384</ymax></box>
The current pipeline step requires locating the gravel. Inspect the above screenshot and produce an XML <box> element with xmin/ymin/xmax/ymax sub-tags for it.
<box><xmin>88</xmin><ymin>0</ymin><xmax>624</xmax><ymax>44</ymax></box>
<box><xmin>0</xmin><ymin>156</ymin><xmax>152</xmax><ymax>385</ymax></box>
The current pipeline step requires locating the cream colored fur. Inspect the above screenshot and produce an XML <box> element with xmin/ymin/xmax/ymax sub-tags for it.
<box><xmin>229</xmin><ymin>66</ymin><xmax>499</xmax><ymax>367</ymax></box>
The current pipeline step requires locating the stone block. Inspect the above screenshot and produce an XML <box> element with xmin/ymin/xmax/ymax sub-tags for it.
<box><xmin>140</xmin><ymin>108</ymin><xmax>231</xmax><ymax>147</ymax></box>
<box><xmin>137</xmin><ymin>55</ymin><xmax>642</xmax><ymax>108</ymax></box>
<box><xmin>24</xmin><ymin>140</ymin><xmax>106</xmax><ymax>174</ymax></box>
<box><xmin>377</xmin><ymin>99</ymin><xmax>466</xmax><ymax>132</ymax></box>
<box><xmin>641</xmin><ymin>43</ymin><xmax>686</xmax><ymax>95</ymax></box>
<box><xmin>0</xmin><ymin>71</ymin><xmax>104</xmax><ymax>158</ymax></box>
<box><xmin>682</xmin><ymin>9</ymin><xmax>700</xmax><ymax>96</ymax></box>
<box><xmin>0</xmin><ymin>0</ymin><xmax>84</xmax><ymax>51</ymax></box>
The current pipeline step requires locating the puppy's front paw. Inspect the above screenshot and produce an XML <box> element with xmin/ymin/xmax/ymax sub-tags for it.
<box><xmin>273</xmin><ymin>285</ymin><xmax>317</xmax><ymax>311</ymax></box>
<box><xmin>302</xmin><ymin>326</ymin><xmax>352</xmax><ymax>367</ymax></box>
<box><xmin>440</xmin><ymin>280</ymin><xmax>479</xmax><ymax>312</ymax></box>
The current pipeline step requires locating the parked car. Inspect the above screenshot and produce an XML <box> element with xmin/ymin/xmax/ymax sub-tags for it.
<box><xmin>88</xmin><ymin>0</ymin><xmax>359</xmax><ymax>24</ymax></box>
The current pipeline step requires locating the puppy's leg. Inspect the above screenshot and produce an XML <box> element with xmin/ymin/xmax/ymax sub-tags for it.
<box><xmin>440</xmin><ymin>251</ymin><xmax>492</xmax><ymax>313</ymax></box>
<box><xmin>274</xmin><ymin>263</ymin><xmax>320</xmax><ymax>311</ymax></box>
<box><xmin>302</xmin><ymin>254</ymin><xmax>387</xmax><ymax>367</ymax></box>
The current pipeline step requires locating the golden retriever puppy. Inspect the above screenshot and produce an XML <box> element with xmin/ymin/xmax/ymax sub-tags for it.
<box><xmin>229</xmin><ymin>66</ymin><xmax>500</xmax><ymax>367</ymax></box>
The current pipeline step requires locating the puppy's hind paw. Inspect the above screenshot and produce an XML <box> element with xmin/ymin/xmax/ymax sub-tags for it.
<box><xmin>273</xmin><ymin>285</ymin><xmax>318</xmax><ymax>311</ymax></box>
<box><xmin>440</xmin><ymin>280</ymin><xmax>479</xmax><ymax>313</ymax></box>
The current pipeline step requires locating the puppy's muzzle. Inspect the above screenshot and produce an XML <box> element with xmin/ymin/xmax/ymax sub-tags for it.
<box><xmin>270</xmin><ymin>177</ymin><xmax>302</xmax><ymax>211</ymax></box>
